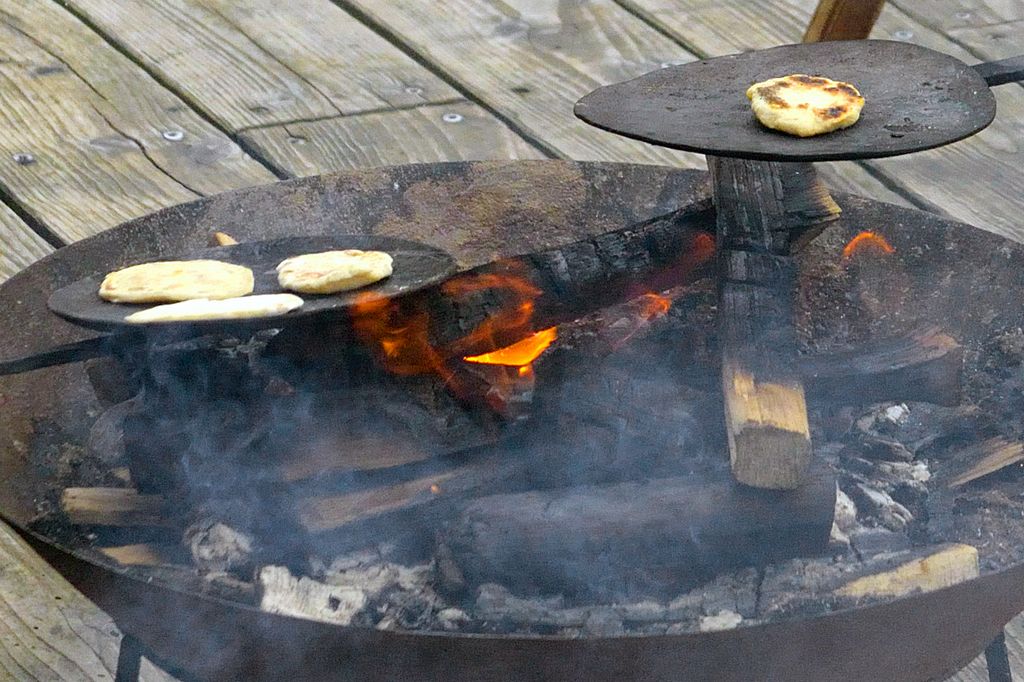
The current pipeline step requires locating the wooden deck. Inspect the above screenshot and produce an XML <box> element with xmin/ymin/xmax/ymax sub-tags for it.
<box><xmin>0</xmin><ymin>0</ymin><xmax>1020</xmax><ymax>679</ymax></box>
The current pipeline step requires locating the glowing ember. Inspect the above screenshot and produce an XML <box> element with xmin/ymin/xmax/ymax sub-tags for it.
<box><xmin>463</xmin><ymin>327</ymin><xmax>558</xmax><ymax>366</ymax></box>
<box><xmin>842</xmin><ymin>231</ymin><xmax>895</xmax><ymax>260</ymax></box>
<box><xmin>430</xmin><ymin>484</ymin><xmax>441</xmax><ymax>494</ymax></box>
<box><xmin>637</xmin><ymin>292</ymin><xmax>672</xmax><ymax>320</ymax></box>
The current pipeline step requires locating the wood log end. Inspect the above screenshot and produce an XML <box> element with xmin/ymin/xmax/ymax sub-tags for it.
<box><xmin>724</xmin><ymin>363</ymin><xmax>812</xmax><ymax>490</ymax></box>
<box><xmin>209</xmin><ymin>231</ymin><xmax>239</xmax><ymax>247</ymax></box>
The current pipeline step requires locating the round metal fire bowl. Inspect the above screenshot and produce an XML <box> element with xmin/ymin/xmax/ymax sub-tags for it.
<box><xmin>2</xmin><ymin>161</ymin><xmax>1023</xmax><ymax>681</ymax></box>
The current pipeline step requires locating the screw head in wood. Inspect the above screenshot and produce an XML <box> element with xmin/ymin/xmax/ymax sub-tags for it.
<box><xmin>893</xmin><ymin>30</ymin><xmax>914</xmax><ymax>40</ymax></box>
<box><xmin>404</xmin><ymin>86</ymin><xmax>423</xmax><ymax>95</ymax></box>
<box><xmin>442</xmin><ymin>112</ymin><xmax>464</xmax><ymax>123</ymax></box>
<box><xmin>162</xmin><ymin>130</ymin><xmax>185</xmax><ymax>141</ymax></box>
<box><xmin>11</xmin><ymin>152</ymin><xmax>35</xmax><ymax>165</ymax></box>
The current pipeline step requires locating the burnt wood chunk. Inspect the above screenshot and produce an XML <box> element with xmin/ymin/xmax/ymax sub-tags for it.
<box><xmin>945</xmin><ymin>438</ymin><xmax>1024</xmax><ymax>489</ymax></box>
<box><xmin>440</xmin><ymin>463</ymin><xmax>836</xmax><ymax>601</ymax></box>
<box><xmin>802</xmin><ymin>326</ymin><xmax>963</xmax><ymax>406</ymax></box>
<box><xmin>711</xmin><ymin>157</ymin><xmax>826</xmax><ymax>490</ymax></box>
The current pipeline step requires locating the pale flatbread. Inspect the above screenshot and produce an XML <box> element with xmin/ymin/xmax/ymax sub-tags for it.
<box><xmin>276</xmin><ymin>250</ymin><xmax>393</xmax><ymax>295</ymax></box>
<box><xmin>99</xmin><ymin>260</ymin><xmax>254</xmax><ymax>303</ymax></box>
<box><xmin>125</xmin><ymin>294</ymin><xmax>303</xmax><ymax>324</ymax></box>
<box><xmin>746</xmin><ymin>74</ymin><xmax>864</xmax><ymax>138</ymax></box>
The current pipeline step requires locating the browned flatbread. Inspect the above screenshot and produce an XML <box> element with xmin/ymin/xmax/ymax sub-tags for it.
<box><xmin>99</xmin><ymin>260</ymin><xmax>254</xmax><ymax>303</ymax></box>
<box><xmin>746</xmin><ymin>74</ymin><xmax>864</xmax><ymax>137</ymax></box>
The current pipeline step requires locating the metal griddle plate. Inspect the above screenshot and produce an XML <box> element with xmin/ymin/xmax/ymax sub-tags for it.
<box><xmin>575</xmin><ymin>40</ymin><xmax>996</xmax><ymax>162</ymax></box>
<box><xmin>47</xmin><ymin>235</ymin><xmax>457</xmax><ymax>332</ymax></box>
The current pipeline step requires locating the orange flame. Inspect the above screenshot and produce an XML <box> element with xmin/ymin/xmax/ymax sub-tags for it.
<box><xmin>350</xmin><ymin>293</ymin><xmax>451</xmax><ymax>379</ymax></box>
<box><xmin>463</xmin><ymin>327</ymin><xmax>557</xmax><ymax>366</ymax></box>
<box><xmin>637</xmin><ymin>292</ymin><xmax>672</xmax><ymax>320</ymax></box>
<box><xmin>842</xmin><ymin>231</ymin><xmax>895</xmax><ymax>261</ymax></box>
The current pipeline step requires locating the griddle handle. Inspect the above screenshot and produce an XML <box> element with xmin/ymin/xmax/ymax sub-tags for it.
<box><xmin>974</xmin><ymin>54</ymin><xmax>1024</xmax><ymax>87</ymax></box>
<box><xmin>0</xmin><ymin>336</ymin><xmax>115</xmax><ymax>376</ymax></box>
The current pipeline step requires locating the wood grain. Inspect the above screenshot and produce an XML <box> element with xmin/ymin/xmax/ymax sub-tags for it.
<box><xmin>62</xmin><ymin>0</ymin><xmax>463</xmax><ymax>131</ymax></box>
<box><xmin>0</xmin><ymin>203</ymin><xmax>50</xmax><ymax>283</ymax></box>
<box><xmin>338</xmin><ymin>0</ymin><xmax>707</xmax><ymax>167</ymax></box>
<box><xmin>242</xmin><ymin>102</ymin><xmax>544</xmax><ymax>177</ymax></box>
<box><xmin>890</xmin><ymin>0</ymin><xmax>1024</xmax><ymax>35</ymax></box>
<box><xmin>617</xmin><ymin>0</ymin><xmax>1024</xmax><ymax>241</ymax></box>
<box><xmin>0</xmin><ymin>0</ymin><xmax>273</xmax><ymax>243</ymax></box>
<box><xmin>803</xmin><ymin>0</ymin><xmax>886</xmax><ymax>42</ymax></box>
<box><xmin>0</xmin><ymin>520</ymin><xmax>175</xmax><ymax>681</ymax></box>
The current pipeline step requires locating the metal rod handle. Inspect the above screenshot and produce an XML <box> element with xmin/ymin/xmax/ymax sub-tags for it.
<box><xmin>0</xmin><ymin>336</ymin><xmax>115</xmax><ymax>376</ymax></box>
<box><xmin>974</xmin><ymin>55</ymin><xmax>1024</xmax><ymax>87</ymax></box>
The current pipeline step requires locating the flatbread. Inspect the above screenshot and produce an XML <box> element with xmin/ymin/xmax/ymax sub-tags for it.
<box><xmin>276</xmin><ymin>250</ymin><xmax>393</xmax><ymax>294</ymax></box>
<box><xmin>99</xmin><ymin>260</ymin><xmax>254</xmax><ymax>303</ymax></box>
<box><xmin>746</xmin><ymin>74</ymin><xmax>864</xmax><ymax>138</ymax></box>
<box><xmin>125</xmin><ymin>294</ymin><xmax>303</xmax><ymax>324</ymax></box>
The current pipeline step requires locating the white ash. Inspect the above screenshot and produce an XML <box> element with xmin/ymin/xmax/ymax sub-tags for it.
<box><xmin>699</xmin><ymin>609</ymin><xmax>743</xmax><ymax>632</ymax></box>
<box><xmin>259</xmin><ymin>566</ymin><xmax>366</xmax><ymax>626</ymax></box>
<box><xmin>185</xmin><ymin>520</ymin><xmax>254</xmax><ymax>573</ymax></box>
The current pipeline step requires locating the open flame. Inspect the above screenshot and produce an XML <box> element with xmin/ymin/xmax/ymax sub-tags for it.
<box><xmin>842</xmin><ymin>231</ymin><xmax>895</xmax><ymax>261</ymax></box>
<box><xmin>463</xmin><ymin>327</ymin><xmax>557</xmax><ymax>366</ymax></box>
<box><xmin>636</xmin><ymin>292</ymin><xmax>672</xmax><ymax>320</ymax></box>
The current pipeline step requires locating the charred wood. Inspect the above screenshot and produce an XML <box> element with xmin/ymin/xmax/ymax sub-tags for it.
<box><xmin>439</xmin><ymin>462</ymin><xmax>836</xmax><ymax>601</ymax></box>
<box><xmin>802</xmin><ymin>327</ymin><xmax>962</xmax><ymax>406</ymax></box>
<box><xmin>711</xmin><ymin>158</ymin><xmax>822</xmax><ymax>490</ymax></box>
<box><xmin>351</xmin><ymin>203</ymin><xmax>716</xmax><ymax>362</ymax></box>
<box><xmin>945</xmin><ymin>438</ymin><xmax>1024</xmax><ymax>489</ymax></box>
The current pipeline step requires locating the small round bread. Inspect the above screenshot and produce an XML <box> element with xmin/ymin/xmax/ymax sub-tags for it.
<box><xmin>125</xmin><ymin>294</ymin><xmax>303</xmax><ymax>324</ymax></box>
<box><xmin>99</xmin><ymin>260</ymin><xmax>254</xmax><ymax>303</ymax></box>
<box><xmin>746</xmin><ymin>74</ymin><xmax>865</xmax><ymax>138</ymax></box>
<box><xmin>276</xmin><ymin>249</ymin><xmax>393</xmax><ymax>295</ymax></box>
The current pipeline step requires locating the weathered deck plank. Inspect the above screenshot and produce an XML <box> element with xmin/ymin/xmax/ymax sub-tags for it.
<box><xmin>0</xmin><ymin>520</ymin><xmax>175</xmax><ymax>681</ymax></box>
<box><xmin>0</xmin><ymin>0</ymin><xmax>274</xmax><ymax>243</ymax></box>
<box><xmin>334</xmin><ymin>0</ymin><xmax>707</xmax><ymax>167</ymax></box>
<box><xmin>0</xmin><ymin>204</ymin><xmax>51</xmax><ymax>284</ymax></box>
<box><xmin>616</xmin><ymin>0</ymin><xmax>1024</xmax><ymax>241</ymax></box>
<box><xmin>62</xmin><ymin>0</ymin><xmax>466</xmax><ymax>131</ymax></box>
<box><xmin>243</xmin><ymin>101</ymin><xmax>543</xmax><ymax>177</ymax></box>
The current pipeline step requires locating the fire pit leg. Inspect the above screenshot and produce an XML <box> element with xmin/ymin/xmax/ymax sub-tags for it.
<box><xmin>984</xmin><ymin>629</ymin><xmax>1014</xmax><ymax>682</ymax></box>
<box><xmin>114</xmin><ymin>632</ymin><xmax>203</xmax><ymax>682</ymax></box>
<box><xmin>114</xmin><ymin>634</ymin><xmax>142</xmax><ymax>682</ymax></box>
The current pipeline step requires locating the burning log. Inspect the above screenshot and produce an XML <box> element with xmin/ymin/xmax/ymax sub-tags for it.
<box><xmin>351</xmin><ymin>203</ymin><xmax>716</xmax><ymax>368</ymax></box>
<box><xmin>439</xmin><ymin>462</ymin><xmax>836</xmax><ymax>601</ymax></box>
<box><xmin>60</xmin><ymin>487</ymin><xmax>172</xmax><ymax>528</ymax></box>
<box><xmin>712</xmin><ymin>158</ymin><xmax>827</xmax><ymax>490</ymax></box>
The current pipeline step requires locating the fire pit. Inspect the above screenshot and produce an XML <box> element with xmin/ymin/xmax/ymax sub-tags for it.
<box><xmin>2</xmin><ymin>157</ymin><xmax>1024</xmax><ymax>681</ymax></box>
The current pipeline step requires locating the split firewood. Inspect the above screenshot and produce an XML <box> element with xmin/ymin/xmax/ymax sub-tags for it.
<box><xmin>834</xmin><ymin>543</ymin><xmax>979</xmax><ymax>599</ymax></box>
<box><xmin>98</xmin><ymin>542</ymin><xmax>179</xmax><ymax>567</ymax></box>
<box><xmin>60</xmin><ymin>487</ymin><xmax>171</xmax><ymax>527</ymax></box>
<box><xmin>758</xmin><ymin>543</ymin><xmax>979</xmax><ymax>618</ymax></box>
<box><xmin>209</xmin><ymin>231</ymin><xmax>239</xmax><ymax>246</ymax></box>
<box><xmin>439</xmin><ymin>461</ymin><xmax>836</xmax><ymax>601</ymax></box>
<box><xmin>712</xmin><ymin>158</ymin><xmax>823</xmax><ymax>490</ymax></box>
<box><xmin>946</xmin><ymin>438</ymin><xmax>1024</xmax><ymax>488</ymax></box>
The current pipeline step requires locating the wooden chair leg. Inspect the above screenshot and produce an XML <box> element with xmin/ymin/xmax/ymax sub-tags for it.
<box><xmin>804</xmin><ymin>0</ymin><xmax>886</xmax><ymax>42</ymax></box>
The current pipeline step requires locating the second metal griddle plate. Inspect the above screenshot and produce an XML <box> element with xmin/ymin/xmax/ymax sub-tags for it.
<box><xmin>48</xmin><ymin>235</ymin><xmax>457</xmax><ymax>332</ymax></box>
<box><xmin>574</xmin><ymin>40</ymin><xmax>996</xmax><ymax>162</ymax></box>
